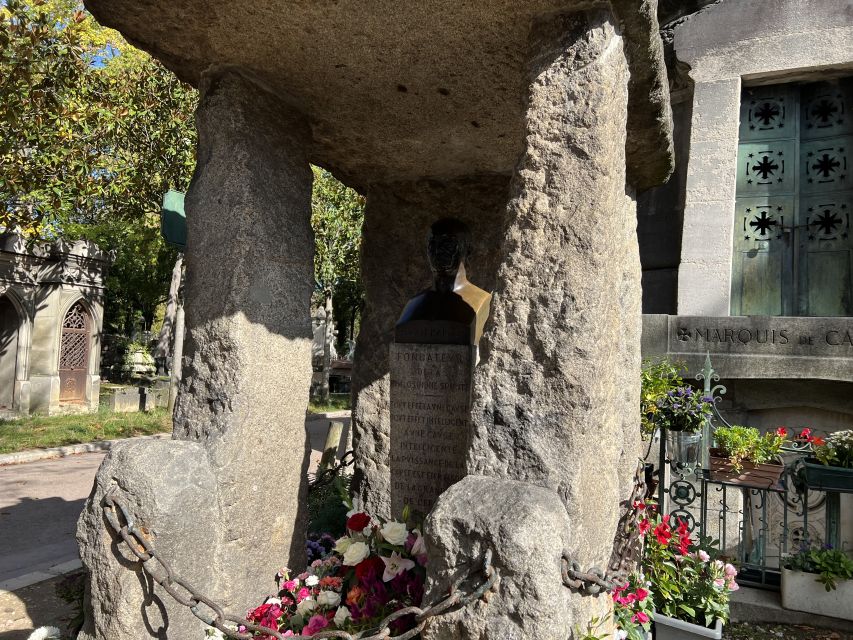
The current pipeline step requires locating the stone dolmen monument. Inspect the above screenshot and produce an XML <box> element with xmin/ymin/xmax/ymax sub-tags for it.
<box><xmin>76</xmin><ymin>0</ymin><xmax>674</xmax><ymax>637</ymax></box>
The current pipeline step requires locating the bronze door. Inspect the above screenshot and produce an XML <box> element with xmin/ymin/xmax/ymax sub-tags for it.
<box><xmin>59</xmin><ymin>302</ymin><xmax>90</xmax><ymax>402</ymax></box>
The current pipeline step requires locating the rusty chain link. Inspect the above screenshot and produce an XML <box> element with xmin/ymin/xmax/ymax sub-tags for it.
<box><xmin>103</xmin><ymin>490</ymin><xmax>500</xmax><ymax>640</ymax></box>
<box><xmin>561</xmin><ymin>459</ymin><xmax>648</xmax><ymax>595</ymax></box>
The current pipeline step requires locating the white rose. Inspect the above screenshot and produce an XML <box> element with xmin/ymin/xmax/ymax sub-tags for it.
<box><xmin>318</xmin><ymin>590</ymin><xmax>341</xmax><ymax>608</ymax></box>
<box><xmin>334</xmin><ymin>536</ymin><xmax>353</xmax><ymax>554</ymax></box>
<box><xmin>381</xmin><ymin>521</ymin><xmax>408</xmax><ymax>546</ymax></box>
<box><xmin>296</xmin><ymin>597</ymin><xmax>316</xmax><ymax>616</ymax></box>
<box><xmin>305</xmin><ymin>575</ymin><xmax>319</xmax><ymax>587</ymax></box>
<box><xmin>342</xmin><ymin>541</ymin><xmax>369</xmax><ymax>566</ymax></box>
<box><xmin>334</xmin><ymin>606</ymin><xmax>352</xmax><ymax>627</ymax></box>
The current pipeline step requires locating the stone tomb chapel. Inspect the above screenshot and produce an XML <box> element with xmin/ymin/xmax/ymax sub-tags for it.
<box><xmin>76</xmin><ymin>1</ymin><xmax>675</xmax><ymax>638</ymax></box>
<box><xmin>0</xmin><ymin>233</ymin><xmax>111</xmax><ymax>416</ymax></box>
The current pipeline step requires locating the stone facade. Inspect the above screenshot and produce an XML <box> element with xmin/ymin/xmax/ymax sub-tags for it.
<box><xmin>0</xmin><ymin>233</ymin><xmax>110</xmax><ymax>416</ymax></box>
<box><xmin>639</xmin><ymin>0</ymin><xmax>853</xmax><ymax>418</ymax></box>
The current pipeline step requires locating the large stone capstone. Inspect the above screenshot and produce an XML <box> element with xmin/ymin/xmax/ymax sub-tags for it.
<box><xmin>83</xmin><ymin>0</ymin><xmax>672</xmax><ymax>191</ymax></box>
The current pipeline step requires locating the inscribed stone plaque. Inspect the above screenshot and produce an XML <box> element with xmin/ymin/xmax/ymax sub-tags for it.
<box><xmin>390</xmin><ymin>342</ymin><xmax>474</xmax><ymax>517</ymax></box>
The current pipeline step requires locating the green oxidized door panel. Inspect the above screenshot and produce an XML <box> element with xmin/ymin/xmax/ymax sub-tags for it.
<box><xmin>798</xmin><ymin>192</ymin><xmax>853</xmax><ymax>316</ymax></box>
<box><xmin>731</xmin><ymin>197</ymin><xmax>793</xmax><ymax>316</ymax></box>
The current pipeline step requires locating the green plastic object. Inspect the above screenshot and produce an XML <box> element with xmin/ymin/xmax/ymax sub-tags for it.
<box><xmin>161</xmin><ymin>189</ymin><xmax>187</xmax><ymax>249</ymax></box>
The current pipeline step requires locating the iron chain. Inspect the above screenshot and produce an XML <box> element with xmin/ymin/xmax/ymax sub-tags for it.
<box><xmin>561</xmin><ymin>459</ymin><xmax>648</xmax><ymax>595</ymax></box>
<box><xmin>103</xmin><ymin>490</ymin><xmax>500</xmax><ymax>640</ymax></box>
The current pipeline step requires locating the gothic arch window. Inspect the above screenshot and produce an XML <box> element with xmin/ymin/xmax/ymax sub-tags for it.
<box><xmin>59</xmin><ymin>301</ymin><xmax>91</xmax><ymax>402</ymax></box>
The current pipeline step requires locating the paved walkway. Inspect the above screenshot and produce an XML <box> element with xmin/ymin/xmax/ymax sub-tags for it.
<box><xmin>0</xmin><ymin>412</ymin><xmax>349</xmax><ymax>638</ymax></box>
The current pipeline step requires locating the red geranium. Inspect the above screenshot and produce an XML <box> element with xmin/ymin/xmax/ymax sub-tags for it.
<box><xmin>347</xmin><ymin>512</ymin><xmax>371</xmax><ymax>532</ymax></box>
<box><xmin>775</xmin><ymin>427</ymin><xmax>788</xmax><ymax>437</ymax></box>
<box><xmin>653</xmin><ymin>521</ymin><xmax>672</xmax><ymax>545</ymax></box>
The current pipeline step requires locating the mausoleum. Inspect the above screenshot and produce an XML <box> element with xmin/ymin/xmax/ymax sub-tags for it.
<box><xmin>0</xmin><ymin>232</ymin><xmax>111</xmax><ymax>416</ymax></box>
<box><xmin>638</xmin><ymin>0</ymin><xmax>853</xmax><ymax>585</ymax></box>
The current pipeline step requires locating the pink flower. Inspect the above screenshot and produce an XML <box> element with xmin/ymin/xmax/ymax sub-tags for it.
<box><xmin>713</xmin><ymin>578</ymin><xmax>725</xmax><ymax>588</ymax></box>
<box><xmin>296</xmin><ymin>587</ymin><xmax>311</xmax><ymax>602</ymax></box>
<box><xmin>724</xmin><ymin>563</ymin><xmax>737</xmax><ymax>578</ymax></box>
<box><xmin>727</xmin><ymin>578</ymin><xmax>739</xmax><ymax>592</ymax></box>
<box><xmin>282</xmin><ymin>579</ymin><xmax>300</xmax><ymax>592</ymax></box>
<box><xmin>632</xmin><ymin>611</ymin><xmax>650</xmax><ymax>624</ymax></box>
<box><xmin>634</xmin><ymin>588</ymin><xmax>649</xmax><ymax>602</ymax></box>
<box><xmin>303</xmin><ymin>613</ymin><xmax>329</xmax><ymax>635</ymax></box>
<box><xmin>381</xmin><ymin>552</ymin><xmax>416</xmax><ymax>582</ymax></box>
<box><xmin>697</xmin><ymin>550</ymin><xmax>710</xmax><ymax>562</ymax></box>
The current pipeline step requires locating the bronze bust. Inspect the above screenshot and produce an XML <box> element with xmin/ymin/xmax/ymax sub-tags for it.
<box><xmin>395</xmin><ymin>218</ymin><xmax>491</xmax><ymax>345</ymax></box>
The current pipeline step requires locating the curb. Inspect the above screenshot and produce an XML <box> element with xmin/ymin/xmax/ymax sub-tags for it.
<box><xmin>305</xmin><ymin>410</ymin><xmax>351</xmax><ymax>422</ymax></box>
<box><xmin>0</xmin><ymin>558</ymin><xmax>83</xmax><ymax>592</ymax></box>
<box><xmin>0</xmin><ymin>433</ymin><xmax>169</xmax><ymax>467</ymax></box>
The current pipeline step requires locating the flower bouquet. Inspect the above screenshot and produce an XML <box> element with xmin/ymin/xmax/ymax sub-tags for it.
<box><xmin>640</xmin><ymin>512</ymin><xmax>738</xmax><ymax>640</ymax></box>
<box><xmin>226</xmin><ymin>499</ymin><xmax>427</xmax><ymax>638</ymax></box>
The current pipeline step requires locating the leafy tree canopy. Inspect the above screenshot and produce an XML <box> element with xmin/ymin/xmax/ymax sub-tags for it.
<box><xmin>1</xmin><ymin>2</ymin><xmax>365</xmax><ymax>344</ymax></box>
<box><xmin>0</xmin><ymin>0</ymin><xmax>196</xmax><ymax>332</ymax></box>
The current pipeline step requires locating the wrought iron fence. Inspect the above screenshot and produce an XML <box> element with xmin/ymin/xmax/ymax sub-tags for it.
<box><xmin>656</xmin><ymin>354</ymin><xmax>846</xmax><ymax>589</ymax></box>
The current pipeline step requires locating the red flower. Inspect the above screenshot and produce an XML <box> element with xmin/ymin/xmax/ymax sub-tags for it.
<box><xmin>813</xmin><ymin>437</ymin><xmax>827</xmax><ymax>447</ymax></box>
<box><xmin>775</xmin><ymin>427</ymin><xmax>788</xmax><ymax>438</ymax></box>
<box><xmin>634</xmin><ymin>588</ymin><xmax>649</xmax><ymax>601</ymax></box>
<box><xmin>632</xmin><ymin>500</ymin><xmax>647</xmax><ymax>511</ymax></box>
<box><xmin>638</xmin><ymin>518</ymin><xmax>652</xmax><ymax>535</ymax></box>
<box><xmin>653</xmin><ymin>522</ymin><xmax>672</xmax><ymax>545</ymax></box>
<box><xmin>355</xmin><ymin>555</ymin><xmax>385</xmax><ymax>581</ymax></box>
<box><xmin>676</xmin><ymin>519</ymin><xmax>689</xmax><ymax>537</ymax></box>
<box><xmin>632</xmin><ymin>611</ymin><xmax>650</xmax><ymax>624</ymax></box>
<box><xmin>347</xmin><ymin>512</ymin><xmax>371</xmax><ymax>531</ymax></box>
<box><xmin>798</xmin><ymin>427</ymin><xmax>812</xmax><ymax>440</ymax></box>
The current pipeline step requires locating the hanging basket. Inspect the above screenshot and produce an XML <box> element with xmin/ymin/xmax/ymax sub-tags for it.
<box><xmin>708</xmin><ymin>448</ymin><xmax>784</xmax><ymax>489</ymax></box>
<box><xmin>798</xmin><ymin>459</ymin><xmax>853</xmax><ymax>493</ymax></box>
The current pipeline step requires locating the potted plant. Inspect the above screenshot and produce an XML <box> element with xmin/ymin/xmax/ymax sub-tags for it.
<box><xmin>655</xmin><ymin>386</ymin><xmax>714</xmax><ymax>466</ymax></box>
<box><xmin>639</xmin><ymin>510</ymin><xmax>738</xmax><ymax>639</ymax></box>
<box><xmin>709</xmin><ymin>425</ymin><xmax>787</xmax><ymax>489</ymax></box>
<box><xmin>799</xmin><ymin>429</ymin><xmax>853</xmax><ymax>492</ymax></box>
<box><xmin>781</xmin><ymin>542</ymin><xmax>853</xmax><ymax>621</ymax></box>
<box><xmin>641</xmin><ymin>358</ymin><xmax>685</xmax><ymax>439</ymax></box>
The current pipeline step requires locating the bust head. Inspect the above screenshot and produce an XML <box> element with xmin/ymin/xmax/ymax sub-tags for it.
<box><xmin>427</xmin><ymin>218</ymin><xmax>471</xmax><ymax>278</ymax></box>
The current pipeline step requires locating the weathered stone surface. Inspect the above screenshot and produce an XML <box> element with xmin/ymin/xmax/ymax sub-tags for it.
<box><xmin>82</xmin><ymin>0</ymin><xmax>673</xmax><ymax>191</ymax></box>
<box><xmin>351</xmin><ymin>176</ymin><xmax>509</xmax><ymax>519</ymax></box>
<box><xmin>467</xmin><ymin>8</ymin><xmax>640</xmax><ymax>632</ymax></box>
<box><xmin>77</xmin><ymin>440</ymin><xmax>218</xmax><ymax>640</ymax></box>
<box><xmin>173</xmin><ymin>71</ymin><xmax>314</xmax><ymax>606</ymax></box>
<box><xmin>610</xmin><ymin>0</ymin><xmax>674</xmax><ymax>191</ymax></box>
<box><xmin>422</xmin><ymin>476</ymin><xmax>611</xmax><ymax>640</ymax></box>
<box><xmin>77</xmin><ymin>71</ymin><xmax>315</xmax><ymax>638</ymax></box>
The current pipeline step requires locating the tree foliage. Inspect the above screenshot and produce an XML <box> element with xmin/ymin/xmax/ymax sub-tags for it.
<box><xmin>0</xmin><ymin>0</ymin><xmax>196</xmax><ymax>332</ymax></box>
<box><xmin>311</xmin><ymin>166</ymin><xmax>365</xmax><ymax>353</ymax></box>
<box><xmin>1</xmin><ymin>2</ymin><xmax>364</xmax><ymax>343</ymax></box>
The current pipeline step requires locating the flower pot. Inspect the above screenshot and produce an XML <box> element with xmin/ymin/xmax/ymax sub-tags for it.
<box><xmin>654</xmin><ymin>612</ymin><xmax>723</xmax><ymax>639</ymax></box>
<box><xmin>667</xmin><ymin>430</ymin><xmax>702</xmax><ymax>466</ymax></box>
<box><xmin>799</xmin><ymin>459</ymin><xmax>853</xmax><ymax>493</ymax></box>
<box><xmin>708</xmin><ymin>449</ymin><xmax>784</xmax><ymax>489</ymax></box>
<box><xmin>781</xmin><ymin>566</ymin><xmax>853</xmax><ymax>621</ymax></box>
